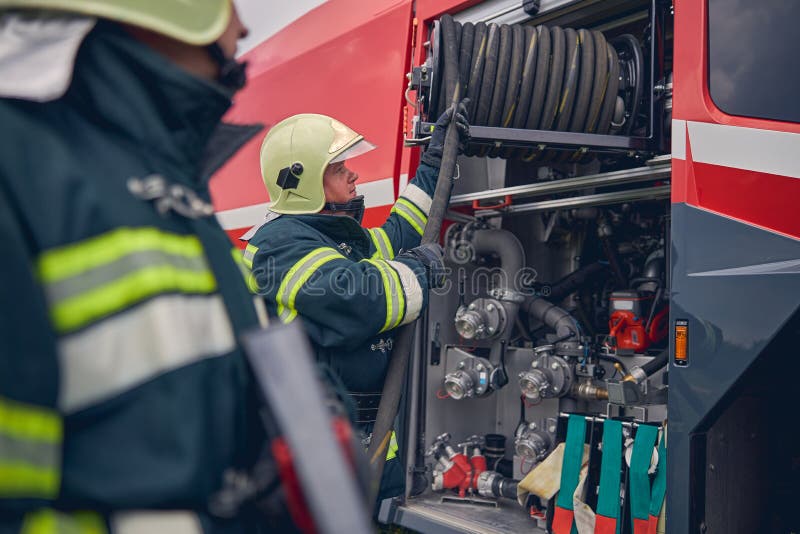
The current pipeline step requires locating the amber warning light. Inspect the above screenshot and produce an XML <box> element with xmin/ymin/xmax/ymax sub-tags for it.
<box><xmin>674</xmin><ymin>320</ymin><xmax>688</xmax><ymax>366</ymax></box>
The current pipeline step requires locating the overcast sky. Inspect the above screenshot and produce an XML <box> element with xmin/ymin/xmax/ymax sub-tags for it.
<box><xmin>235</xmin><ymin>0</ymin><xmax>327</xmax><ymax>55</ymax></box>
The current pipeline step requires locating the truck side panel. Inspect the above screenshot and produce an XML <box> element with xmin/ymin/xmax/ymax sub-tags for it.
<box><xmin>669</xmin><ymin>0</ymin><xmax>800</xmax><ymax>532</ymax></box>
<box><xmin>210</xmin><ymin>0</ymin><xmax>415</xmax><ymax>243</ymax></box>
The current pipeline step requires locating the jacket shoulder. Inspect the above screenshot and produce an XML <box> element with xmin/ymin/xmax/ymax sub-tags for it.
<box><xmin>248</xmin><ymin>215</ymin><xmax>318</xmax><ymax>248</ymax></box>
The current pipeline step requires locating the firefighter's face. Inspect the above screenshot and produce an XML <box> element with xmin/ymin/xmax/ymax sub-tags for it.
<box><xmin>216</xmin><ymin>4</ymin><xmax>248</xmax><ymax>59</ymax></box>
<box><xmin>323</xmin><ymin>161</ymin><xmax>359</xmax><ymax>204</ymax></box>
<box><xmin>124</xmin><ymin>3</ymin><xmax>248</xmax><ymax>84</ymax></box>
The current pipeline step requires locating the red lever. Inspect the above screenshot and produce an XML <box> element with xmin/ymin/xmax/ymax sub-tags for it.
<box><xmin>472</xmin><ymin>195</ymin><xmax>512</xmax><ymax>210</ymax></box>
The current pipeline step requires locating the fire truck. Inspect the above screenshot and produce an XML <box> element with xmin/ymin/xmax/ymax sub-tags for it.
<box><xmin>213</xmin><ymin>1</ymin><xmax>800</xmax><ymax>532</ymax></box>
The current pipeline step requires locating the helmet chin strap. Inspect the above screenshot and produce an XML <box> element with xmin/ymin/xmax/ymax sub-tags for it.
<box><xmin>322</xmin><ymin>195</ymin><xmax>365</xmax><ymax>224</ymax></box>
<box><xmin>206</xmin><ymin>42</ymin><xmax>247</xmax><ymax>91</ymax></box>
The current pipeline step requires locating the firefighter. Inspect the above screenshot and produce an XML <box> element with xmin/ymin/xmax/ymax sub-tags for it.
<box><xmin>0</xmin><ymin>1</ymin><xmax>340</xmax><ymax>532</ymax></box>
<box><xmin>245</xmin><ymin>104</ymin><xmax>469</xmax><ymax>504</ymax></box>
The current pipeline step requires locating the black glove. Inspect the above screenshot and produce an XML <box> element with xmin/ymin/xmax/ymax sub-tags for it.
<box><xmin>396</xmin><ymin>243</ymin><xmax>446</xmax><ymax>289</ymax></box>
<box><xmin>420</xmin><ymin>98</ymin><xmax>470</xmax><ymax>168</ymax></box>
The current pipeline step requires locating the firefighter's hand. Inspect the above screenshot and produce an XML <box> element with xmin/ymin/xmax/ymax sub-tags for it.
<box><xmin>397</xmin><ymin>243</ymin><xmax>446</xmax><ymax>289</ymax></box>
<box><xmin>420</xmin><ymin>98</ymin><xmax>470</xmax><ymax>168</ymax></box>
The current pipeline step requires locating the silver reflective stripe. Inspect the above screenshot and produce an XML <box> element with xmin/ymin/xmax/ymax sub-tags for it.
<box><xmin>46</xmin><ymin>249</ymin><xmax>209</xmax><ymax>303</ymax></box>
<box><xmin>59</xmin><ymin>294</ymin><xmax>235</xmax><ymax>413</ymax></box>
<box><xmin>368</xmin><ymin>228</ymin><xmax>393</xmax><ymax>260</ymax></box>
<box><xmin>364</xmin><ymin>259</ymin><xmax>403</xmax><ymax>332</ymax></box>
<box><xmin>277</xmin><ymin>248</ymin><xmax>345</xmax><ymax>323</ymax></box>
<box><xmin>0</xmin><ymin>434</ymin><xmax>56</xmax><ymax>471</ymax></box>
<box><xmin>112</xmin><ymin>511</ymin><xmax>202</xmax><ymax>534</ymax></box>
<box><xmin>400</xmin><ymin>183</ymin><xmax>433</xmax><ymax>216</ymax></box>
<box><xmin>386</xmin><ymin>260</ymin><xmax>424</xmax><ymax>325</ymax></box>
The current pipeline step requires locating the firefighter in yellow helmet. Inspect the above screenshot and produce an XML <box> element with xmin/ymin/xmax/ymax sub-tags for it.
<box><xmin>244</xmin><ymin>105</ymin><xmax>469</xmax><ymax>506</ymax></box>
<box><xmin>0</xmin><ymin>2</ymin><xmax>367</xmax><ymax>532</ymax></box>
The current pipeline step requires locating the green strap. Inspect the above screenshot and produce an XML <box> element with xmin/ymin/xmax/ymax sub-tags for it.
<box><xmin>556</xmin><ymin>414</ymin><xmax>587</xmax><ymax>512</ymax></box>
<box><xmin>596</xmin><ymin>419</ymin><xmax>623</xmax><ymax>529</ymax></box>
<box><xmin>629</xmin><ymin>424</ymin><xmax>658</xmax><ymax>523</ymax></box>
<box><xmin>649</xmin><ymin>432</ymin><xmax>667</xmax><ymax>517</ymax></box>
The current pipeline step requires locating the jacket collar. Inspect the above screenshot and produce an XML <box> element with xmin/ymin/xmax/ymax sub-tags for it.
<box><xmin>64</xmin><ymin>21</ymin><xmax>233</xmax><ymax>185</ymax></box>
<box><xmin>294</xmin><ymin>213</ymin><xmax>372</xmax><ymax>253</ymax></box>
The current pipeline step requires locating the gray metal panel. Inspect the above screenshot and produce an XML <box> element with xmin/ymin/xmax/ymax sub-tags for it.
<box><xmin>667</xmin><ymin>203</ymin><xmax>800</xmax><ymax>534</ymax></box>
<box><xmin>395</xmin><ymin>493</ymin><xmax>547</xmax><ymax>534</ymax></box>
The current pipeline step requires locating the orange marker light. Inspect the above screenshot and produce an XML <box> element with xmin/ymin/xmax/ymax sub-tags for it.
<box><xmin>674</xmin><ymin>320</ymin><xmax>688</xmax><ymax>366</ymax></box>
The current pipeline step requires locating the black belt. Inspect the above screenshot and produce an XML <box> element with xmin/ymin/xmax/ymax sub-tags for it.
<box><xmin>349</xmin><ymin>392</ymin><xmax>382</xmax><ymax>425</ymax></box>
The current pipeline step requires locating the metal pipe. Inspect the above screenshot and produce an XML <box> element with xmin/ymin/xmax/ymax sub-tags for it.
<box><xmin>522</xmin><ymin>296</ymin><xmax>580</xmax><ymax>340</ymax></box>
<box><xmin>572</xmin><ymin>380</ymin><xmax>609</xmax><ymax>401</ymax></box>
<box><xmin>470</xmin><ymin>228</ymin><xmax>526</xmax><ymax>283</ymax></box>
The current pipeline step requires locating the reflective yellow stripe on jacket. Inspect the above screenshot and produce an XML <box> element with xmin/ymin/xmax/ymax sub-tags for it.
<box><xmin>21</xmin><ymin>510</ymin><xmax>106</xmax><ymax>534</ymax></box>
<box><xmin>36</xmin><ymin>227</ymin><xmax>216</xmax><ymax>334</ymax></box>
<box><xmin>232</xmin><ymin>247</ymin><xmax>259</xmax><ymax>294</ymax></box>
<box><xmin>0</xmin><ymin>396</ymin><xmax>61</xmax><ymax>498</ymax></box>
<box><xmin>361</xmin><ymin>259</ymin><xmax>406</xmax><ymax>332</ymax></box>
<box><xmin>242</xmin><ymin>243</ymin><xmax>258</xmax><ymax>269</ymax></box>
<box><xmin>276</xmin><ymin>247</ymin><xmax>345</xmax><ymax>323</ymax></box>
<box><xmin>386</xmin><ymin>431</ymin><xmax>399</xmax><ymax>461</ymax></box>
<box><xmin>390</xmin><ymin>183</ymin><xmax>433</xmax><ymax>236</ymax></box>
<box><xmin>367</xmin><ymin>228</ymin><xmax>394</xmax><ymax>260</ymax></box>
<box><xmin>390</xmin><ymin>198</ymin><xmax>427</xmax><ymax>236</ymax></box>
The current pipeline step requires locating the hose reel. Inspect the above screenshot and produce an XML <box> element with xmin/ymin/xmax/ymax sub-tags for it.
<box><xmin>415</xmin><ymin>15</ymin><xmax>652</xmax><ymax>159</ymax></box>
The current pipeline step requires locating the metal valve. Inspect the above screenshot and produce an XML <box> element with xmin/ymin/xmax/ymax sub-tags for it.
<box><xmin>514</xmin><ymin>422</ymin><xmax>552</xmax><ymax>462</ymax></box>
<box><xmin>454</xmin><ymin>298</ymin><xmax>507</xmax><ymax>340</ymax></box>
<box><xmin>444</xmin><ymin>356</ymin><xmax>494</xmax><ymax>400</ymax></box>
<box><xmin>518</xmin><ymin>345</ymin><xmax>573</xmax><ymax>401</ymax></box>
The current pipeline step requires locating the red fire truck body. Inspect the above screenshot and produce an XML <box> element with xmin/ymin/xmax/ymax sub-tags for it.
<box><xmin>213</xmin><ymin>1</ymin><xmax>800</xmax><ymax>532</ymax></box>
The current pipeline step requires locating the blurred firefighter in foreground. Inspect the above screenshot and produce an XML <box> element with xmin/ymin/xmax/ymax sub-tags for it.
<box><xmin>244</xmin><ymin>103</ymin><xmax>469</xmax><ymax>505</ymax></box>
<box><xmin>0</xmin><ymin>1</ymin><xmax>368</xmax><ymax>532</ymax></box>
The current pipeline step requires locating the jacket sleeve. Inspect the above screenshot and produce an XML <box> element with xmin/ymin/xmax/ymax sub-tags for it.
<box><xmin>249</xmin><ymin>234</ymin><xmax>429</xmax><ymax>350</ymax></box>
<box><xmin>365</xmin><ymin>162</ymin><xmax>439</xmax><ymax>260</ymax></box>
<box><xmin>0</xmin><ymin>190</ymin><xmax>63</xmax><ymax>518</ymax></box>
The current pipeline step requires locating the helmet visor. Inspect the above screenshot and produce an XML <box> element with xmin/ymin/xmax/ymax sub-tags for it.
<box><xmin>330</xmin><ymin>139</ymin><xmax>376</xmax><ymax>163</ymax></box>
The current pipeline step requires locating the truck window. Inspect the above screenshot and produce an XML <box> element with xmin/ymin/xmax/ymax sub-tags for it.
<box><xmin>708</xmin><ymin>0</ymin><xmax>800</xmax><ymax>123</ymax></box>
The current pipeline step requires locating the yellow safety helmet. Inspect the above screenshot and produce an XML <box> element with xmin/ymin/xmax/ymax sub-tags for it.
<box><xmin>0</xmin><ymin>0</ymin><xmax>231</xmax><ymax>45</ymax></box>
<box><xmin>260</xmin><ymin>114</ymin><xmax>376</xmax><ymax>215</ymax></box>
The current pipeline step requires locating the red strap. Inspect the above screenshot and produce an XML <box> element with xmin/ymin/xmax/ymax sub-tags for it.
<box><xmin>647</xmin><ymin>514</ymin><xmax>660</xmax><ymax>534</ymax></box>
<box><xmin>594</xmin><ymin>514</ymin><xmax>617</xmax><ymax>534</ymax></box>
<box><xmin>633</xmin><ymin>517</ymin><xmax>650</xmax><ymax>534</ymax></box>
<box><xmin>272</xmin><ymin>438</ymin><xmax>315</xmax><ymax>534</ymax></box>
<box><xmin>552</xmin><ymin>507</ymin><xmax>575</xmax><ymax>534</ymax></box>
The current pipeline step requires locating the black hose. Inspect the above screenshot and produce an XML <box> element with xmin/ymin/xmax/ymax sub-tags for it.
<box><xmin>495</xmin><ymin>476</ymin><xmax>519</xmax><ymax>500</ymax></box>
<box><xmin>548</xmin><ymin>261</ymin><xmax>609</xmax><ymax>301</ymax></box>
<box><xmin>641</xmin><ymin>349</ymin><xmax>668</xmax><ymax>376</ymax></box>
<box><xmin>367</xmin><ymin>12</ymin><xmax>463</xmax><ymax>501</ymax></box>
<box><xmin>428</xmin><ymin>20</ymin><xmax>628</xmax><ymax>159</ymax></box>
<box><xmin>601</xmin><ymin>236</ymin><xmax>627</xmax><ymax>288</ymax></box>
